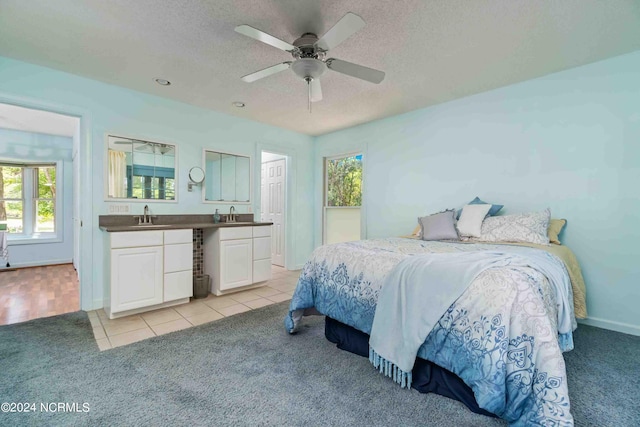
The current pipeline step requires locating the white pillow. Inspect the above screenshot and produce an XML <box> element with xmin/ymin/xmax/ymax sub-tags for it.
<box><xmin>479</xmin><ymin>209</ymin><xmax>551</xmax><ymax>245</ymax></box>
<box><xmin>457</xmin><ymin>204</ymin><xmax>491</xmax><ymax>238</ymax></box>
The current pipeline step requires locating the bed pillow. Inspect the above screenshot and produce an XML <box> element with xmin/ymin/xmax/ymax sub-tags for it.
<box><xmin>457</xmin><ymin>203</ymin><xmax>492</xmax><ymax>238</ymax></box>
<box><xmin>548</xmin><ymin>219</ymin><xmax>567</xmax><ymax>245</ymax></box>
<box><xmin>456</xmin><ymin>196</ymin><xmax>503</xmax><ymax>219</ymax></box>
<box><xmin>479</xmin><ymin>208</ymin><xmax>551</xmax><ymax>245</ymax></box>
<box><xmin>419</xmin><ymin>210</ymin><xmax>459</xmax><ymax>241</ymax></box>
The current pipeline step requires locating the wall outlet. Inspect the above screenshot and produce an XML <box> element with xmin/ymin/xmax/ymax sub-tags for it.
<box><xmin>108</xmin><ymin>204</ymin><xmax>131</xmax><ymax>214</ymax></box>
<box><xmin>248</xmin><ymin>206</ymin><xmax>253</xmax><ymax>213</ymax></box>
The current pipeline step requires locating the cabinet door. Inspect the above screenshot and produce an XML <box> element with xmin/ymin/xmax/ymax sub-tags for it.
<box><xmin>253</xmin><ymin>258</ymin><xmax>272</xmax><ymax>283</ymax></box>
<box><xmin>111</xmin><ymin>246</ymin><xmax>163</xmax><ymax>312</ymax></box>
<box><xmin>164</xmin><ymin>270</ymin><xmax>193</xmax><ymax>301</ymax></box>
<box><xmin>219</xmin><ymin>238</ymin><xmax>253</xmax><ymax>290</ymax></box>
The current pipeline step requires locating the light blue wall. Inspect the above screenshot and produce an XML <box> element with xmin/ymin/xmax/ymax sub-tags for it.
<box><xmin>316</xmin><ymin>51</ymin><xmax>640</xmax><ymax>334</ymax></box>
<box><xmin>0</xmin><ymin>55</ymin><xmax>314</xmax><ymax>310</ymax></box>
<box><xmin>0</xmin><ymin>128</ymin><xmax>74</xmax><ymax>267</ymax></box>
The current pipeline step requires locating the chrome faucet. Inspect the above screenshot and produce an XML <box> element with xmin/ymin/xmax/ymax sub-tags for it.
<box><xmin>143</xmin><ymin>205</ymin><xmax>151</xmax><ymax>224</ymax></box>
<box><xmin>134</xmin><ymin>205</ymin><xmax>152</xmax><ymax>225</ymax></box>
<box><xmin>227</xmin><ymin>206</ymin><xmax>236</xmax><ymax>223</ymax></box>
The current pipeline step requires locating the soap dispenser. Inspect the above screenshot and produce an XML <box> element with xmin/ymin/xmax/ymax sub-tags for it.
<box><xmin>213</xmin><ymin>209</ymin><xmax>220</xmax><ymax>224</ymax></box>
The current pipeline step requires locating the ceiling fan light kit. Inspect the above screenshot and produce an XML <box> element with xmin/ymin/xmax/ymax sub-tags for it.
<box><xmin>235</xmin><ymin>12</ymin><xmax>385</xmax><ymax>112</ymax></box>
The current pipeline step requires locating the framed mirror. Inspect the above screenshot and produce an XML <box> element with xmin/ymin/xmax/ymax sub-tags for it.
<box><xmin>106</xmin><ymin>135</ymin><xmax>177</xmax><ymax>201</ymax></box>
<box><xmin>204</xmin><ymin>150</ymin><xmax>251</xmax><ymax>203</ymax></box>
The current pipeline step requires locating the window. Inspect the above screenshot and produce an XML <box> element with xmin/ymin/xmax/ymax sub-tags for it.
<box><xmin>323</xmin><ymin>153</ymin><xmax>363</xmax><ymax>245</ymax></box>
<box><xmin>35</xmin><ymin>166</ymin><xmax>56</xmax><ymax>233</ymax></box>
<box><xmin>127</xmin><ymin>164</ymin><xmax>175</xmax><ymax>200</ymax></box>
<box><xmin>0</xmin><ymin>162</ymin><xmax>58</xmax><ymax>238</ymax></box>
<box><xmin>326</xmin><ymin>154</ymin><xmax>362</xmax><ymax>207</ymax></box>
<box><xmin>0</xmin><ymin>166</ymin><xmax>23</xmax><ymax>233</ymax></box>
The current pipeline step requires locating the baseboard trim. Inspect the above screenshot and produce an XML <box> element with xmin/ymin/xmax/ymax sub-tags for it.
<box><xmin>91</xmin><ymin>299</ymin><xmax>104</xmax><ymax>312</ymax></box>
<box><xmin>578</xmin><ymin>317</ymin><xmax>640</xmax><ymax>336</ymax></box>
<box><xmin>294</xmin><ymin>263</ymin><xmax>305</xmax><ymax>270</ymax></box>
<box><xmin>3</xmin><ymin>259</ymin><xmax>73</xmax><ymax>269</ymax></box>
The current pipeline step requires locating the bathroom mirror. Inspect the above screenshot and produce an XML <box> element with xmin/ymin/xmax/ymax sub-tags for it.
<box><xmin>106</xmin><ymin>135</ymin><xmax>177</xmax><ymax>201</ymax></box>
<box><xmin>204</xmin><ymin>150</ymin><xmax>251</xmax><ymax>203</ymax></box>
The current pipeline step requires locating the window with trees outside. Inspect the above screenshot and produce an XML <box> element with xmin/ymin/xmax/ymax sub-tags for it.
<box><xmin>324</xmin><ymin>154</ymin><xmax>362</xmax><ymax>245</ymax></box>
<box><xmin>0</xmin><ymin>162</ymin><xmax>57</xmax><ymax>237</ymax></box>
<box><xmin>326</xmin><ymin>154</ymin><xmax>362</xmax><ymax>207</ymax></box>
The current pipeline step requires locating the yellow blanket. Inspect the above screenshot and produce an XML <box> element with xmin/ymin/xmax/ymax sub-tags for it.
<box><xmin>400</xmin><ymin>236</ymin><xmax>587</xmax><ymax>319</ymax></box>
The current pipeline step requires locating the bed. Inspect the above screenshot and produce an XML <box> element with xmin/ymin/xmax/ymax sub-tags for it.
<box><xmin>285</xmin><ymin>237</ymin><xmax>586</xmax><ymax>427</ymax></box>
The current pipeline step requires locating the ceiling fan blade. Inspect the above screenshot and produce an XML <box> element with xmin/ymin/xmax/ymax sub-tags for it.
<box><xmin>241</xmin><ymin>62</ymin><xmax>291</xmax><ymax>83</ymax></box>
<box><xmin>310</xmin><ymin>79</ymin><xmax>323</xmax><ymax>102</ymax></box>
<box><xmin>315</xmin><ymin>12</ymin><xmax>366</xmax><ymax>51</ymax></box>
<box><xmin>235</xmin><ymin>25</ymin><xmax>296</xmax><ymax>52</ymax></box>
<box><xmin>326</xmin><ymin>58</ymin><xmax>385</xmax><ymax>84</ymax></box>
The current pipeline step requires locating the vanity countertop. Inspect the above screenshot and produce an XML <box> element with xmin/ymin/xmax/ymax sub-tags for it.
<box><xmin>99</xmin><ymin>214</ymin><xmax>272</xmax><ymax>232</ymax></box>
<box><xmin>99</xmin><ymin>222</ymin><xmax>273</xmax><ymax>232</ymax></box>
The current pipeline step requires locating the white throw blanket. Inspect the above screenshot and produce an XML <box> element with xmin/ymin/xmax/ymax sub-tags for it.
<box><xmin>369</xmin><ymin>249</ymin><xmax>574</xmax><ymax>388</ymax></box>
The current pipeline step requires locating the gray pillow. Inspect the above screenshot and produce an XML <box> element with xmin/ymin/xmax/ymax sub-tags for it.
<box><xmin>419</xmin><ymin>210</ymin><xmax>459</xmax><ymax>241</ymax></box>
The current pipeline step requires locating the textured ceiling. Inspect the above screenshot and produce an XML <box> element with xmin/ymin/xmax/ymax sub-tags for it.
<box><xmin>0</xmin><ymin>0</ymin><xmax>639</xmax><ymax>136</ymax></box>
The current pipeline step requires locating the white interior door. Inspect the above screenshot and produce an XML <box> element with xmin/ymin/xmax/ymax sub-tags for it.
<box><xmin>261</xmin><ymin>158</ymin><xmax>285</xmax><ymax>267</ymax></box>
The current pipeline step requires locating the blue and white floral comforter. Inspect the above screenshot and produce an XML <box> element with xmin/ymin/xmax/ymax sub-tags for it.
<box><xmin>286</xmin><ymin>238</ymin><xmax>576</xmax><ymax>427</ymax></box>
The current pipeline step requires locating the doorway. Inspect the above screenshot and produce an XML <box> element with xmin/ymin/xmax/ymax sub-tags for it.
<box><xmin>0</xmin><ymin>102</ymin><xmax>81</xmax><ymax>324</ymax></box>
<box><xmin>323</xmin><ymin>153</ymin><xmax>363</xmax><ymax>245</ymax></box>
<box><xmin>260</xmin><ymin>151</ymin><xmax>286</xmax><ymax>267</ymax></box>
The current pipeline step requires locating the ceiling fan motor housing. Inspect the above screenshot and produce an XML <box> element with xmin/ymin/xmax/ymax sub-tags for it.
<box><xmin>293</xmin><ymin>33</ymin><xmax>319</xmax><ymax>49</ymax></box>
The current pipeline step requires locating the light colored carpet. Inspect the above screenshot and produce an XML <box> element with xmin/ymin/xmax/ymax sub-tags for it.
<box><xmin>0</xmin><ymin>302</ymin><xmax>638</xmax><ymax>426</ymax></box>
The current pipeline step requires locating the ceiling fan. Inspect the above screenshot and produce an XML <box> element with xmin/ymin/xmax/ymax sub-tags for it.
<box><xmin>235</xmin><ymin>12</ymin><xmax>385</xmax><ymax>111</ymax></box>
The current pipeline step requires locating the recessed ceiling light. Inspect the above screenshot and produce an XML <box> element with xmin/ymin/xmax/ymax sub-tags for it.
<box><xmin>232</xmin><ymin>102</ymin><xmax>246</xmax><ymax>108</ymax></box>
<box><xmin>154</xmin><ymin>78</ymin><xmax>171</xmax><ymax>86</ymax></box>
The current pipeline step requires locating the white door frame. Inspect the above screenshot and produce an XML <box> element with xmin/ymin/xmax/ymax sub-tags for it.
<box><xmin>0</xmin><ymin>92</ymin><xmax>93</xmax><ymax>311</ymax></box>
<box><xmin>322</xmin><ymin>152</ymin><xmax>364</xmax><ymax>245</ymax></box>
<box><xmin>255</xmin><ymin>144</ymin><xmax>295</xmax><ymax>270</ymax></box>
<box><xmin>261</xmin><ymin>156</ymin><xmax>286</xmax><ymax>266</ymax></box>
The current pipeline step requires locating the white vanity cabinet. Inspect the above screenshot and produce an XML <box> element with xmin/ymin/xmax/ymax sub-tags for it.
<box><xmin>204</xmin><ymin>225</ymin><xmax>272</xmax><ymax>295</ymax></box>
<box><xmin>105</xmin><ymin>229</ymin><xmax>193</xmax><ymax>319</ymax></box>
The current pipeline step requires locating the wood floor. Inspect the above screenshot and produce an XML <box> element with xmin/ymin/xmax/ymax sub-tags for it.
<box><xmin>0</xmin><ymin>264</ymin><xmax>79</xmax><ymax>325</ymax></box>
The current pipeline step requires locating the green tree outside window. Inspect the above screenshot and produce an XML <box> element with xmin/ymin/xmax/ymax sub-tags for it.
<box><xmin>327</xmin><ymin>155</ymin><xmax>362</xmax><ymax>207</ymax></box>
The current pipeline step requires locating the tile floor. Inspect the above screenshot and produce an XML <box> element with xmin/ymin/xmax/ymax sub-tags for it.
<box><xmin>89</xmin><ymin>265</ymin><xmax>300</xmax><ymax>351</ymax></box>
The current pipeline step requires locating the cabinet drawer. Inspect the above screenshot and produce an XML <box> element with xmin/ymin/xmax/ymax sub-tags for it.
<box><xmin>253</xmin><ymin>225</ymin><xmax>271</xmax><ymax>238</ymax></box>
<box><xmin>164</xmin><ymin>229</ymin><xmax>192</xmax><ymax>245</ymax></box>
<box><xmin>253</xmin><ymin>258</ymin><xmax>272</xmax><ymax>283</ymax></box>
<box><xmin>218</xmin><ymin>226</ymin><xmax>253</xmax><ymax>240</ymax></box>
<box><xmin>110</xmin><ymin>231</ymin><xmax>163</xmax><ymax>249</ymax></box>
<box><xmin>164</xmin><ymin>243</ymin><xmax>193</xmax><ymax>273</ymax></box>
<box><xmin>164</xmin><ymin>270</ymin><xmax>193</xmax><ymax>301</ymax></box>
<box><xmin>253</xmin><ymin>236</ymin><xmax>271</xmax><ymax>260</ymax></box>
